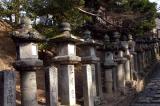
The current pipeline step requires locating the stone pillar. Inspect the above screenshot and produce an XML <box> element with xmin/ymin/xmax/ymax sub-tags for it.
<box><xmin>0</xmin><ymin>71</ymin><xmax>16</xmax><ymax>106</ymax></box>
<box><xmin>115</xmin><ymin>51</ymin><xmax>126</xmax><ymax>91</ymax></box>
<box><xmin>20</xmin><ymin>71</ymin><xmax>38</xmax><ymax>106</ymax></box>
<box><xmin>59</xmin><ymin>65</ymin><xmax>76</xmax><ymax>105</ymax></box>
<box><xmin>82</xmin><ymin>64</ymin><xmax>94</xmax><ymax>106</ymax></box>
<box><xmin>49</xmin><ymin>22</ymin><xmax>81</xmax><ymax>106</ymax></box>
<box><xmin>11</xmin><ymin>17</ymin><xmax>45</xmax><ymax>106</ymax></box>
<box><xmin>95</xmin><ymin>62</ymin><xmax>103</xmax><ymax>96</ymax></box>
<box><xmin>77</xmin><ymin>30</ymin><xmax>101</xmax><ymax>106</ymax></box>
<box><xmin>45</xmin><ymin>66</ymin><xmax>58</xmax><ymax>106</ymax></box>
<box><xmin>104</xmin><ymin>53</ymin><xmax>116</xmax><ymax>94</ymax></box>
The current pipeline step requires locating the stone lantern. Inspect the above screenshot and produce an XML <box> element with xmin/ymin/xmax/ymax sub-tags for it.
<box><xmin>147</xmin><ymin>38</ymin><xmax>154</xmax><ymax>66</ymax></box>
<box><xmin>121</xmin><ymin>35</ymin><xmax>132</xmax><ymax>82</ymax></box>
<box><xmin>112</xmin><ymin>32</ymin><xmax>127</xmax><ymax>93</ymax></box>
<box><xmin>77</xmin><ymin>30</ymin><xmax>102</xmax><ymax>106</ymax></box>
<box><xmin>11</xmin><ymin>16</ymin><xmax>45</xmax><ymax>106</ymax></box>
<box><xmin>128</xmin><ymin>34</ymin><xmax>137</xmax><ymax>80</ymax></box>
<box><xmin>48</xmin><ymin>22</ymin><xmax>81</xmax><ymax>106</ymax></box>
<box><xmin>135</xmin><ymin>37</ymin><xmax>145</xmax><ymax>76</ymax></box>
<box><xmin>102</xmin><ymin>34</ymin><xmax>117</xmax><ymax>94</ymax></box>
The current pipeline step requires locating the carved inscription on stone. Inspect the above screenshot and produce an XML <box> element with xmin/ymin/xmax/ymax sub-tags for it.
<box><xmin>83</xmin><ymin>64</ymin><xmax>94</xmax><ymax>106</ymax></box>
<box><xmin>0</xmin><ymin>71</ymin><xmax>16</xmax><ymax>106</ymax></box>
<box><xmin>45</xmin><ymin>66</ymin><xmax>58</xmax><ymax>106</ymax></box>
<box><xmin>68</xmin><ymin>65</ymin><xmax>76</xmax><ymax>104</ymax></box>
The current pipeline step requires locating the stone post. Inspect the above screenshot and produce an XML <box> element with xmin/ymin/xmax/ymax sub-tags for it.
<box><xmin>77</xmin><ymin>30</ymin><xmax>102</xmax><ymax>106</ymax></box>
<box><xmin>11</xmin><ymin>17</ymin><xmax>45</xmax><ymax>106</ymax></box>
<box><xmin>115</xmin><ymin>51</ymin><xmax>126</xmax><ymax>92</ymax></box>
<box><xmin>0</xmin><ymin>71</ymin><xmax>16</xmax><ymax>106</ymax></box>
<box><xmin>49</xmin><ymin>22</ymin><xmax>81</xmax><ymax>106</ymax></box>
<box><xmin>45</xmin><ymin>66</ymin><xmax>58</xmax><ymax>106</ymax></box>
<box><xmin>95</xmin><ymin>62</ymin><xmax>103</xmax><ymax>97</ymax></box>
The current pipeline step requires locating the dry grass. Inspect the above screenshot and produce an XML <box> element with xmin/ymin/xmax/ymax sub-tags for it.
<box><xmin>0</xmin><ymin>19</ymin><xmax>15</xmax><ymax>70</ymax></box>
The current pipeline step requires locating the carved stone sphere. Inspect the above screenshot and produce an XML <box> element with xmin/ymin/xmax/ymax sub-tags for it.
<box><xmin>21</xmin><ymin>16</ymin><xmax>32</xmax><ymax>26</ymax></box>
<box><xmin>113</xmin><ymin>32</ymin><xmax>120</xmax><ymax>39</ymax></box>
<box><xmin>59</xmin><ymin>22</ymin><xmax>71</xmax><ymax>32</ymax></box>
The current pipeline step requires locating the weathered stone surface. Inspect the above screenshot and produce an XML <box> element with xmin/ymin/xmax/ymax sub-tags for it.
<box><xmin>20</xmin><ymin>71</ymin><xmax>38</xmax><ymax>106</ymax></box>
<box><xmin>91</xmin><ymin>64</ymin><xmax>97</xmax><ymax>98</ymax></box>
<box><xmin>19</xmin><ymin>43</ymin><xmax>38</xmax><ymax>59</ymax></box>
<box><xmin>11</xmin><ymin>16</ymin><xmax>43</xmax><ymax>106</ymax></box>
<box><xmin>95</xmin><ymin>62</ymin><xmax>103</xmax><ymax>97</ymax></box>
<box><xmin>82</xmin><ymin>64</ymin><xmax>94</xmax><ymax>106</ymax></box>
<box><xmin>117</xmin><ymin>64</ymin><xmax>125</xmax><ymax>89</ymax></box>
<box><xmin>14</xmin><ymin>59</ymin><xmax>43</xmax><ymax>70</ymax></box>
<box><xmin>0</xmin><ymin>71</ymin><xmax>16</xmax><ymax>106</ymax></box>
<box><xmin>153</xmin><ymin>94</ymin><xmax>160</xmax><ymax>98</ymax></box>
<box><xmin>59</xmin><ymin>65</ymin><xmax>76</xmax><ymax>105</ymax></box>
<box><xmin>58</xmin><ymin>44</ymin><xmax>76</xmax><ymax>56</ymax></box>
<box><xmin>49</xmin><ymin>31</ymin><xmax>83</xmax><ymax>44</ymax></box>
<box><xmin>11</xmin><ymin>17</ymin><xmax>45</xmax><ymax>43</ymax></box>
<box><xmin>53</xmin><ymin>55</ymin><xmax>81</xmax><ymax>64</ymax></box>
<box><xmin>81</xmin><ymin>56</ymin><xmax>100</xmax><ymax>64</ymax></box>
<box><xmin>136</xmin><ymin>97</ymin><xmax>151</xmax><ymax>103</ymax></box>
<box><xmin>45</xmin><ymin>66</ymin><xmax>58</xmax><ymax>106</ymax></box>
<box><xmin>124</xmin><ymin>60</ymin><xmax>131</xmax><ymax>81</ymax></box>
<box><xmin>104</xmin><ymin>69</ymin><xmax>113</xmax><ymax>94</ymax></box>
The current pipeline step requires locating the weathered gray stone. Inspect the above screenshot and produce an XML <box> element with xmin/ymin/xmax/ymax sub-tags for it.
<box><xmin>45</xmin><ymin>66</ymin><xmax>58</xmax><ymax>106</ymax></box>
<box><xmin>82</xmin><ymin>64</ymin><xmax>94</xmax><ymax>106</ymax></box>
<box><xmin>151</xmin><ymin>99</ymin><xmax>160</xmax><ymax>103</ymax></box>
<box><xmin>59</xmin><ymin>65</ymin><xmax>76</xmax><ymax>106</ymax></box>
<box><xmin>121</xmin><ymin>41</ymin><xmax>132</xmax><ymax>81</ymax></box>
<box><xmin>58</xmin><ymin>44</ymin><xmax>76</xmax><ymax>56</ymax></box>
<box><xmin>11</xmin><ymin>16</ymin><xmax>45</xmax><ymax>43</ymax></box>
<box><xmin>104</xmin><ymin>69</ymin><xmax>113</xmax><ymax>94</ymax></box>
<box><xmin>20</xmin><ymin>71</ymin><xmax>38</xmax><ymax>106</ymax></box>
<box><xmin>0</xmin><ymin>71</ymin><xmax>16</xmax><ymax>106</ymax></box>
<box><xmin>95</xmin><ymin>62</ymin><xmax>103</xmax><ymax>96</ymax></box>
<box><xmin>19</xmin><ymin>43</ymin><xmax>38</xmax><ymax>59</ymax></box>
<box><xmin>137</xmin><ymin>97</ymin><xmax>151</xmax><ymax>103</ymax></box>
<box><xmin>153</xmin><ymin>94</ymin><xmax>160</xmax><ymax>98</ymax></box>
<box><xmin>11</xmin><ymin>16</ymin><xmax>43</xmax><ymax>106</ymax></box>
<box><xmin>117</xmin><ymin>63</ymin><xmax>125</xmax><ymax>89</ymax></box>
<box><xmin>91</xmin><ymin>64</ymin><xmax>97</xmax><ymax>97</ymax></box>
<box><xmin>124</xmin><ymin>60</ymin><xmax>131</xmax><ymax>81</ymax></box>
<box><xmin>78</xmin><ymin>30</ymin><xmax>102</xmax><ymax>100</ymax></box>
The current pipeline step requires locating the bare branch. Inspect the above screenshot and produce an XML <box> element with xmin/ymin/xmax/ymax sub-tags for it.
<box><xmin>77</xmin><ymin>7</ymin><xmax>122</xmax><ymax>28</ymax></box>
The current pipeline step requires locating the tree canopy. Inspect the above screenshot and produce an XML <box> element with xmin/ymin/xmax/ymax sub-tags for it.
<box><xmin>0</xmin><ymin>0</ymin><xmax>158</xmax><ymax>37</ymax></box>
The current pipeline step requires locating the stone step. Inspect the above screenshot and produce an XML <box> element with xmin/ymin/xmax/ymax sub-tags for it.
<box><xmin>131</xmin><ymin>104</ymin><xmax>160</xmax><ymax>106</ymax></box>
<box><xmin>136</xmin><ymin>97</ymin><xmax>151</xmax><ymax>103</ymax></box>
<box><xmin>152</xmin><ymin>94</ymin><xmax>160</xmax><ymax>98</ymax></box>
<box><xmin>156</xmin><ymin>90</ymin><xmax>160</xmax><ymax>94</ymax></box>
<box><xmin>150</xmin><ymin>99</ymin><xmax>160</xmax><ymax>103</ymax></box>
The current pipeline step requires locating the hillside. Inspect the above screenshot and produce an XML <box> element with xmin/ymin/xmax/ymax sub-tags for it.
<box><xmin>0</xmin><ymin>19</ymin><xmax>16</xmax><ymax>70</ymax></box>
